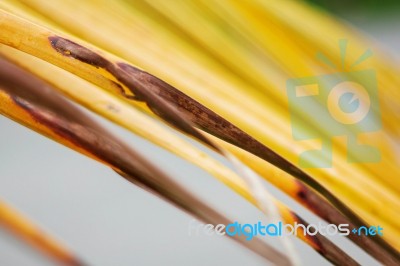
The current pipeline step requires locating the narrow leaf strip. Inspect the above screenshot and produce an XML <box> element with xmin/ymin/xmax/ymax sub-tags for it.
<box><xmin>0</xmin><ymin>200</ymin><xmax>84</xmax><ymax>266</ymax></box>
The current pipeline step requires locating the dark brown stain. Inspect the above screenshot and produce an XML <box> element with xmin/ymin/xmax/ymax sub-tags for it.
<box><xmin>291</xmin><ymin>212</ymin><xmax>323</xmax><ymax>252</ymax></box>
<box><xmin>112</xmin><ymin>62</ymin><xmax>220</xmax><ymax>150</ymax></box>
<box><xmin>296</xmin><ymin>187</ymin><xmax>307</xmax><ymax>201</ymax></box>
<box><xmin>49</xmin><ymin>36</ymin><xmax>108</xmax><ymax>68</ymax></box>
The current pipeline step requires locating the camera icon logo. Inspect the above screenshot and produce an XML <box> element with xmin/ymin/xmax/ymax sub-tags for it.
<box><xmin>287</xmin><ymin>41</ymin><xmax>381</xmax><ymax>168</ymax></box>
<box><xmin>327</xmin><ymin>81</ymin><xmax>371</xmax><ymax>125</ymax></box>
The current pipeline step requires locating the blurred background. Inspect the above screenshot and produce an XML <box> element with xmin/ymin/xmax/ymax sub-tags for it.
<box><xmin>0</xmin><ymin>1</ymin><xmax>399</xmax><ymax>265</ymax></box>
<box><xmin>308</xmin><ymin>0</ymin><xmax>400</xmax><ymax>62</ymax></box>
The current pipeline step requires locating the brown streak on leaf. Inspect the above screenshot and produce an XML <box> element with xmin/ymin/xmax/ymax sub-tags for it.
<box><xmin>49</xmin><ymin>36</ymin><xmax>108</xmax><ymax>68</ymax></box>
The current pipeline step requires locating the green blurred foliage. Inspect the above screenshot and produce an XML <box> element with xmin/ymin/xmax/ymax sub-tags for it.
<box><xmin>307</xmin><ymin>0</ymin><xmax>400</xmax><ymax>14</ymax></box>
